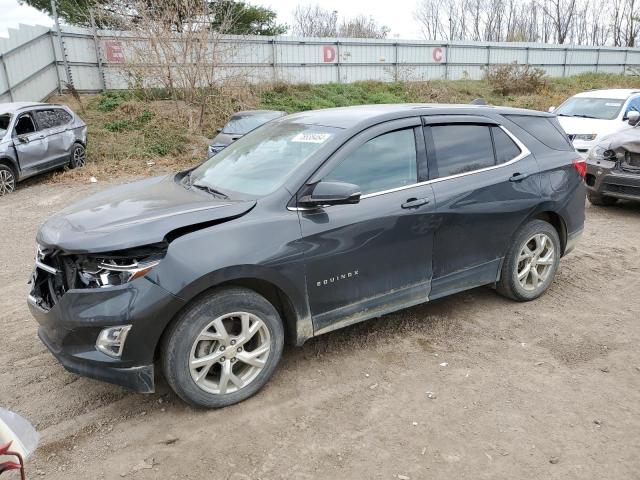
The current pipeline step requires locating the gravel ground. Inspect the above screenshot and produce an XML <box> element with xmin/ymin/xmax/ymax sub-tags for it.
<box><xmin>1</xmin><ymin>175</ymin><xmax>639</xmax><ymax>480</ymax></box>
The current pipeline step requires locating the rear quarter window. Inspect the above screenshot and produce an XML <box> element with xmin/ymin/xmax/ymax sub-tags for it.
<box><xmin>505</xmin><ymin>115</ymin><xmax>573</xmax><ymax>151</ymax></box>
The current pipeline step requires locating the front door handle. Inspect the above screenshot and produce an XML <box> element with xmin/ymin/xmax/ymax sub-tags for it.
<box><xmin>509</xmin><ymin>172</ymin><xmax>531</xmax><ymax>182</ymax></box>
<box><xmin>401</xmin><ymin>197</ymin><xmax>429</xmax><ymax>209</ymax></box>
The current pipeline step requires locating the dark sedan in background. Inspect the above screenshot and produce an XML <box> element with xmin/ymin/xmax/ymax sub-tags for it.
<box><xmin>0</xmin><ymin>102</ymin><xmax>87</xmax><ymax>196</ymax></box>
<box><xmin>208</xmin><ymin>110</ymin><xmax>285</xmax><ymax>158</ymax></box>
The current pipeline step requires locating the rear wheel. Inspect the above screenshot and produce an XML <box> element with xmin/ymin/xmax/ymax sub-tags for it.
<box><xmin>69</xmin><ymin>143</ymin><xmax>86</xmax><ymax>169</ymax></box>
<box><xmin>497</xmin><ymin>219</ymin><xmax>561</xmax><ymax>301</ymax></box>
<box><xmin>162</xmin><ymin>287</ymin><xmax>284</xmax><ymax>408</ymax></box>
<box><xmin>0</xmin><ymin>164</ymin><xmax>16</xmax><ymax>196</ymax></box>
<box><xmin>587</xmin><ymin>191</ymin><xmax>617</xmax><ymax>206</ymax></box>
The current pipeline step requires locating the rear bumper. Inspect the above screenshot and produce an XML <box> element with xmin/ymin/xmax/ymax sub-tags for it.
<box><xmin>564</xmin><ymin>227</ymin><xmax>583</xmax><ymax>256</ymax></box>
<box><xmin>586</xmin><ymin>160</ymin><xmax>640</xmax><ymax>200</ymax></box>
<box><xmin>28</xmin><ymin>275</ymin><xmax>185</xmax><ymax>393</ymax></box>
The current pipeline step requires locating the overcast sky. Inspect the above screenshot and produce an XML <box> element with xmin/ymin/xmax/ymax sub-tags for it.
<box><xmin>0</xmin><ymin>0</ymin><xmax>424</xmax><ymax>39</ymax></box>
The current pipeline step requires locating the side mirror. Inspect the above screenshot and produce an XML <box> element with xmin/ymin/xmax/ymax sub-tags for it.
<box><xmin>548</xmin><ymin>106</ymin><xmax>556</xmax><ymax>113</ymax></box>
<box><xmin>0</xmin><ymin>408</ymin><xmax>39</xmax><ymax>477</ymax></box>
<box><xmin>216</xmin><ymin>128</ymin><xmax>223</xmax><ymax>133</ymax></box>
<box><xmin>17</xmin><ymin>135</ymin><xmax>29</xmax><ymax>144</ymax></box>
<box><xmin>628</xmin><ymin>110</ymin><xmax>640</xmax><ymax>126</ymax></box>
<box><xmin>299</xmin><ymin>181</ymin><xmax>361</xmax><ymax>207</ymax></box>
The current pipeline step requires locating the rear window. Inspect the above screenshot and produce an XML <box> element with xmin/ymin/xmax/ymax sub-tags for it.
<box><xmin>34</xmin><ymin>109</ymin><xmax>73</xmax><ymax>129</ymax></box>
<box><xmin>492</xmin><ymin>126</ymin><xmax>521</xmax><ymax>164</ymax></box>
<box><xmin>505</xmin><ymin>115</ymin><xmax>573</xmax><ymax>151</ymax></box>
<box><xmin>222</xmin><ymin>112</ymin><xmax>283</xmax><ymax>135</ymax></box>
<box><xmin>431</xmin><ymin>124</ymin><xmax>495</xmax><ymax>177</ymax></box>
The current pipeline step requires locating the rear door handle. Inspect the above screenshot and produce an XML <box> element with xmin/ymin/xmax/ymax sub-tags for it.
<box><xmin>509</xmin><ymin>172</ymin><xmax>531</xmax><ymax>182</ymax></box>
<box><xmin>401</xmin><ymin>197</ymin><xmax>429</xmax><ymax>209</ymax></box>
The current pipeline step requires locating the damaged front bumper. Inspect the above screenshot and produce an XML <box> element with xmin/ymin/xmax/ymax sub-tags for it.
<box><xmin>586</xmin><ymin>156</ymin><xmax>640</xmax><ymax>201</ymax></box>
<box><xmin>28</xmin><ymin>263</ymin><xmax>185</xmax><ymax>393</ymax></box>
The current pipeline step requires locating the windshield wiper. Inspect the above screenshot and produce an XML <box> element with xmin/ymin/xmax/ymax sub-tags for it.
<box><xmin>191</xmin><ymin>181</ymin><xmax>229</xmax><ymax>199</ymax></box>
<box><xmin>569</xmin><ymin>114</ymin><xmax>598</xmax><ymax>119</ymax></box>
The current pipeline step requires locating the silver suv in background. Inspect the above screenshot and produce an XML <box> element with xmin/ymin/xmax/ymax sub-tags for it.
<box><xmin>0</xmin><ymin>102</ymin><xmax>87</xmax><ymax>196</ymax></box>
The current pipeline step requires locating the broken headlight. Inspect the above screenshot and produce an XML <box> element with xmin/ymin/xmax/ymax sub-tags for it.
<box><xmin>75</xmin><ymin>245</ymin><xmax>166</xmax><ymax>288</ymax></box>
<box><xmin>586</xmin><ymin>146</ymin><xmax>617</xmax><ymax>162</ymax></box>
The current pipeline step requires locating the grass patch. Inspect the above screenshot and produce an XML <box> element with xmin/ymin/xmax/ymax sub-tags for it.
<box><xmin>47</xmin><ymin>72</ymin><xmax>640</xmax><ymax>182</ymax></box>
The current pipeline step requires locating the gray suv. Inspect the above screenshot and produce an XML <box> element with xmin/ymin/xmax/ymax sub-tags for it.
<box><xmin>0</xmin><ymin>102</ymin><xmax>87</xmax><ymax>196</ymax></box>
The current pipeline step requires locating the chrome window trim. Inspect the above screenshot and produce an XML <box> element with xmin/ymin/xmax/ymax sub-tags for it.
<box><xmin>360</xmin><ymin>125</ymin><xmax>530</xmax><ymax>199</ymax></box>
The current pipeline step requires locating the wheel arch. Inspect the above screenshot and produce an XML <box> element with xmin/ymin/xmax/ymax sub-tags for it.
<box><xmin>0</xmin><ymin>156</ymin><xmax>19</xmax><ymax>180</ymax></box>
<box><xmin>530</xmin><ymin>210</ymin><xmax>567</xmax><ymax>255</ymax></box>
<box><xmin>155</xmin><ymin>268</ymin><xmax>312</xmax><ymax>361</ymax></box>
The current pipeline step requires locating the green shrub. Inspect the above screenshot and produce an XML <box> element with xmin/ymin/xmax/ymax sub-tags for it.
<box><xmin>482</xmin><ymin>62</ymin><xmax>546</xmax><ymax>95</ymax></box>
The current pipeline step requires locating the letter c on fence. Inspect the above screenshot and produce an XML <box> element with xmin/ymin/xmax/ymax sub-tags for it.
<box><xmin>323</xmin><ymin>45</ymin><xmax>337</xmax><ymax>63</ymax></box>
<box><xmin>432</xmin><ymin>47</ymin><xmax>443</xmax><ymax>63</ymax></box>
<box><xmin>105</xmin><ymin>40</ymin><xmax>125</xmax><ymax>63</ymax></box>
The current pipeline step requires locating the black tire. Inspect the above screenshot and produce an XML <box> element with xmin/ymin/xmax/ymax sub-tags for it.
<box><xmin>69</xmin><ymin>143</ymin><xmax>86</xmax><ymax>169</ymax></box>
<box><xmin>161</xmin><ymin>287</ymin><xmax>284</xmax><ymax>408</ymax></box>
<box><xmin>587</xmin><ymin>191</ymin><xmax>617</xmax><ymax>206</ymax></box>
<box><xmin>497</xmin><ymin>219</ymin><xmax>561</xmax><ymax>302</ymax></box>
<box><xmin>0</xmin><ymin>163</ymin><xmax>16</xmax><ymax>196</ymax></box>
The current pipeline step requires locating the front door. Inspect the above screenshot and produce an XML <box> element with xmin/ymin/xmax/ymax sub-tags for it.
<box><xmin>423</xmin><ymin>117</ymin><xmax>542</xmax><ymax>299</ymax></box>
<box><xmin>297</xmin><ymin>120</ymin><xmax>437</xmax><ymax>334</ymax></box>
<box><xmin>12</xmin><ymin>112</ymin><xmax>49</xmax><ymax>173</ymax></box>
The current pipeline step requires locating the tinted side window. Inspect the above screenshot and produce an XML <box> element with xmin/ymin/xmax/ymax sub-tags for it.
<box><xmin>492</xmin><ymin>127</ymin><xmax>521</xmax><ymax>164</ymax></box>
<box><xmin>325</xmin><ymin>129</ymin><xmax>417</xmax><ymax>195</ymax></box>
<box><xmin>35</xmin><ymin>109</ymin><xmax>72</xmax><ymax>129</ymax></box>
<box><xmin>431</xmin><ymin>125</ymin><xmax>494</xmax><ymax>178</ymax></box>
<box><xmin>506</xmin><ymin>115</ymin><xmax>572</xmax><ymax>151</ymax></box>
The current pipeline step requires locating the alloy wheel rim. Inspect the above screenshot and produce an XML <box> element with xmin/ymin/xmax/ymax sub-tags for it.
<box><xmin>73</xmin><ymin>147</ymin><xmax>86</xmax><ymax>167</ymax></box>
<box><xmin>189</xmin><ymin>312</ymin><xmax>271</xmax><ymax>395</ymax></box>
<box><xmin>0</xmin><ymin>169</ymin><xmax>15</xmax><ymax>196</ymax></box>
<box><xmin>516</xmin><ymin>233</ymin><xmax>555</xmax><ymax>291</ymax></box>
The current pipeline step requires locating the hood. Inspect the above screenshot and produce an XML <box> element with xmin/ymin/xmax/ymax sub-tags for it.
<box><xmin>596</xmin><ymin>127</ymin><xmax>640</xmax><ymax>154</ymax></box>
<box><xmin>557</xmin><ymin>116</ymin><xmax>623</xmax><ymax>137</ymax></box>
<box><xmin>37</xmin><ymin>174</ymin><xmax>256</xmax><ymax>253</ymax></box>
<box><xmin>210</xmin><ymin>132</ymin><xmax>243</xmax><ymax>147</ymax></box>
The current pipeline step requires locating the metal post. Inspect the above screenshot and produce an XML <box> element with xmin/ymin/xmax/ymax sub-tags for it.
<box><xmin>271</xmin><ymin>39</ymin><xmax>278</xmax><ymax>82</ymax></box>
<box><xmin>562</xmin><ymin>48</ymin><xmax>568</xmax><ymax>77</ymax></box>
<box><xmin>336</xmin><ymin>41</ymin><xmax>341</xmax><ymax>83</ymax></box>
<box><xmin>525</xmin><ymin>47</ymin><xmax>530</xmax><ymax>65</ymax></box>
<box><xmin>48</xmin><ymin>32</ymin><xmax>62</xmax><ymax>93</ymax></box>
<box><xmin>394</xmin><ymin>42</ymin><xmax>399</xmax><ymax>81</ymax></box>
<box><xmin>623</xmin><ymin>49</ymin><xmax>629</xmax><ymax>74</ymax></box>
<box><xmin>90</xmin><ymin>9</ymin><xmax>106</xmax><ymax>91</ymax></box>
<box><xmin>51</xmin><ymin>0</ymin><xmax>72</xmax><ymax>88</ymax></box>
<box><xmin>0</xmin><ymin>55</ymin><xmax>13</xmax><ymax>101</ymax></box>
<box><xmin>444</xmin><ymin>42</ymin><xmax>449</xmax><ymax>80</ymax></box>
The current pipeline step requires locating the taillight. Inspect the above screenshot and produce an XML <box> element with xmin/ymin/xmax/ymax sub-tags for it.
<box><xmin>572</xmin><ymin>158</ymin><xmax>586</xmax><ymax>178</ymax></box>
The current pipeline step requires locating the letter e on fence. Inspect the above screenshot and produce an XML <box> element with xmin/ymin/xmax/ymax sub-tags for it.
<box><xmin>323</xmin><ymin>45</ymin><xmax>337</xmax><ymax>63</ymax></box>
<box><xmin>104</xmin><ymin>40</ymin><xmax>125</xmax><ymax>63</ymax></box>
<box><xmin>432</xmin><ymin>47</ymin><xmax>444</xmax><ymax>63</ymax></box>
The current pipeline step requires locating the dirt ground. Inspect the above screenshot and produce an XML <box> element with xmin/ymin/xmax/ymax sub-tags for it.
<box><xmin>1</xmin><ymin>173</ymin><xmax>640</xmax><ymax>480</ymax></box>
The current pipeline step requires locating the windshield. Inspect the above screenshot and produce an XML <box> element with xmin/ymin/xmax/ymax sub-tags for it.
<box><xmin>0</xmin><ymin>114</ymin><xmax>10</xmax><ymax>138</ymax></box>
<box><xmin>221</xmin><ymin>112</ymin><xmax>283</xmax><ymax>135</ymax></box>
<box><xmin>555</xmin><ymin>97</ymin><xmax>624</xmax><ymax>120</ymax></box>
<box><xmin>190</xmin><ymin>121</ymin><xmax>340</xmax><ymax>197</ymax></box>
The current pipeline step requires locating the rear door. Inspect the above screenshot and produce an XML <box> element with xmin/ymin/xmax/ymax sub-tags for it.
<box><xmin>12</xmin><ymin>112</ymin><xmax>49</xmax><ymax>173</ymax></box>
<box><xmin>33</xmin><ymin>108</ymin><xmax>75</xmax><ymax>165</ymax></box>
<box><xmin>297</xmin><ymin>118</ymin><xmax>437</xmax><ymax>334</ymax></box>
<box><xmin>423</xmin><ymin>115</ymin><xmax>542</xmax><ymax>299</ymax></box>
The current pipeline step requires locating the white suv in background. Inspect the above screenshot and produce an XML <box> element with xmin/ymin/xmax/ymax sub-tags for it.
<box><xmin>550</xmin><ymin>89</ymin><xmax>640</xmax><ymax>155</ymax></box>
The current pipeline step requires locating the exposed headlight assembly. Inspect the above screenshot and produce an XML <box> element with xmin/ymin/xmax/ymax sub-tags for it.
<box><xmin>586</xmin><ymin>146</ymin><xmax>617</xmax><ymax>162</ymax></box>
<box><xmin>574</xmin><ymin>134</ymin><xmax>597</xmax><ymax>141</ymax></box>
<box><xmin>75</xmin><ymin>244</ymin><xmax>166</xmax><ymax>288</ymax></box>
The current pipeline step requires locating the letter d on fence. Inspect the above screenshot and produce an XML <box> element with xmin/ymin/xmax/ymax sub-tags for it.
<box><xmin>323</xmin><ymin>45</ymin><xmax>337</xmax><ymax>63</ymax></box>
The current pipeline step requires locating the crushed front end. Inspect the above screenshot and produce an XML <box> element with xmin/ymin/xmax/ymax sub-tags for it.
<box><xmin>585</xmin><ymin>133</ymin><xmax>640</xmax><ymax>201</ymax></box>
<box><xmin>28</xmin><ymin>243</ymin><xmax>185</xmax><ymax>393</ymax></box>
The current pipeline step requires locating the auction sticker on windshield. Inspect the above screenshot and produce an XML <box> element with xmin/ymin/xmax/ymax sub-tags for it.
<box><xmin>292</xmin><ymin>132</ymin><xmax>332</xmax><ymax>143</ymax></box>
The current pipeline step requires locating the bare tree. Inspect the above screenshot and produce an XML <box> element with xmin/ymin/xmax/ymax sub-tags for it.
<box><xmin>292</xmin><ymin>5</ymin><xmax>389</xmax><ymax>38</ymax></box>
<box><xmin>291</xmin><ymin>5</ymin><xmax>338</xmax><ymax>36</ymax></box>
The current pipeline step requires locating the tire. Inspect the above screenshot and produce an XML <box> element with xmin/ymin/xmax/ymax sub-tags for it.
<box><xmin>497</xmin><ymin>219</ymin><xmax>561</xmax><ymax>302</ymax></box>
<box><xmin>69</xmin><ymin>143</ymin><xmax>86</xmax><ymax>169</ymax></box>
<box><xmin>0</xmin><ymin>163</ymin><xmax>16</xmax><ymax>196</ymax></box>
<box><xmin>587</xmin><ymin>191</ymin><xmax>617</xmax><ymax>206</ymax></box>
<box><xmin>161</xmin><ymin>287</ymin><xmax>284</xmax><ymax>408</ymax></box>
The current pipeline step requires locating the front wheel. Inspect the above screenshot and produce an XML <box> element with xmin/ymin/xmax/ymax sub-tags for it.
<box><xmin>497</xmin><ymin>219</ymin><xmax>561</xmax><ymax>302</ymax></box>
<box><xmin>161</xmin><ymin>287</ymin><xmax>284</xmax><ymax>408</ymax></box>
<box><xmin>0</xmin><ymin>164</ymin><xmax>16</xmax><ymax>196</ymax></box>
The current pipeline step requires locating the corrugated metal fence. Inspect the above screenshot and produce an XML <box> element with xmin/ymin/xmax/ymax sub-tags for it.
<box><xmin>2</xmin><ymin>23</ymin><xmax>640</xmax><ymax>102</ymax></box>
